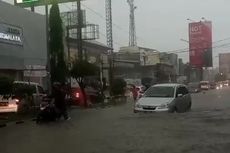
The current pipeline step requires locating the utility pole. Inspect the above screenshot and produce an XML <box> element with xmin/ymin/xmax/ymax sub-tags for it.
<box><xmin>105</xmin><ymin>0</ymin><xmax>113</xmax><ymax>49</ymax></box>
<box><xmin>127</xmin><ymin>0</ymin><xmax>137</xmax><ymax>46</ymax></box>
<box><xmin>105</xmin><ymin>0</ymin><xmax>114</xmax><ymax>94</ymax></box>
<box><xmin>77</xmin><ymin>0</ymin><xmax>83</xmax><ymax>61</ymax></box>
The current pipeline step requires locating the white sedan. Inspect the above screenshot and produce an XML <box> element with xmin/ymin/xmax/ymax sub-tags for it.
<box><xmin>134</xmin><ymin>83</ymin><xmax>192</xmax><ymax>113</ymax></box>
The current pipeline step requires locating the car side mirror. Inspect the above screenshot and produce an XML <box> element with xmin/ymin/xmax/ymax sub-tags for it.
<box><xmin>177</xmin><ymin>94</ymin><xmax>183</xmax><ymax>97</ymax></box>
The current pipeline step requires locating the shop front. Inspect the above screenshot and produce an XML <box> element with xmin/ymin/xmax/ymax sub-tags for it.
<box><xmin>0</xmin><ymin>1</ymin><xmax>47</xmax><ymax>87</ymax></box>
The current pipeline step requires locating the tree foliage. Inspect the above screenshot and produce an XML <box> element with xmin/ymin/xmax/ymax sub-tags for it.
<box><xmin>71</xmin><ymin>60</ymin><xmax>99</xmax><ymax>83</ymax></box>
<box><xmin>49</xmin><ymin>1</ymin><xmax>67</xmax><ymax>84</ymax></box>
<box><xmin>71</xmin><ymin>60</ymin><xmax>99</xmax><ymax>107</ymax></box>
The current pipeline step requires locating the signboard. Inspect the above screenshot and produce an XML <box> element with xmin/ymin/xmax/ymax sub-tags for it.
<box><xmin>189</xmin><ymin>21</ymin><xmax>213</xmax><ymax>68</ymax></box>
<box><xmin>61</xmin><ymin>10</ymin><xmax>87</xmax><ymax>28</ymax></box>
<box><xmin>0</xmin><ymin>23</ymin><xmax>23</xmax><ymax>45</ymax></box>
<box><xmin>15</xmin><ymin>0</ymin><xmax>80</xmax><ymax>7</ymax></box>
<box><xmin>16</xmin><ymin>0</ymin><xmax>39</xmax><ymax>3</ymax></box>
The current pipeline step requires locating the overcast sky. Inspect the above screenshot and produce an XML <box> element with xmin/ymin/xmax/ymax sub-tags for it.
<box><xmin>3</xmin><ymin>0</ymin><xmax>230</xmax><ymax>67</ymax></box>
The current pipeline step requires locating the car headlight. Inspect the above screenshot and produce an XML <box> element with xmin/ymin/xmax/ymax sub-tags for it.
<box><xmin>158</xmin><ymin>103</ymin><xmax>169</xmax><ymax>109</ymax></box>
<box><xmin>135</xmin><ymin>103</ymin><xmax>142</xmax><ymax>108</ymax></box>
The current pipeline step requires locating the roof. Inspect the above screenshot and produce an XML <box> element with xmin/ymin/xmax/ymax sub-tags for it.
<box><xmin>84</xmin><ymin>40</ymin><xmax>111</xmax><ymax>49</ymax></box>
<box><xmin>120</xmin><ymin>46</ymin><xmax>159</xmax><ymax>52</ymax></box>
<box><xmin>153</xmin><ymin>83</ymin><xmax>185</xmax><ymax>87</ymax></box>
<box><xmin>67</xmin><ymin>38</ymin><xmax>112</xmax><ymax>51</ymax></box>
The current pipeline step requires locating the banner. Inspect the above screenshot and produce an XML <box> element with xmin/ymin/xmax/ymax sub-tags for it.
<box><xmin>189</xmin><ymin>21</ymin><xmax>212</xmax><ymax>67</ymax></box>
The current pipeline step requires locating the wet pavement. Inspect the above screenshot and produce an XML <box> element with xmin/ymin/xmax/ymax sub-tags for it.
<box><xmin>1</xmin><ymin>88</ymin><xmax>230</xmax><ymax>153</ymax></box>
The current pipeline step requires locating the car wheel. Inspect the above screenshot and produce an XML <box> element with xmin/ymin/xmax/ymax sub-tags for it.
<box><xmin>133</xmin><ymin>110</ymin><xmax>138</xmax><ymax>113</ymax></box>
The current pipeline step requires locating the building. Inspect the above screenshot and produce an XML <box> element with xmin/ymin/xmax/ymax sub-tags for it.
<box><xmin>119</xmin><ymin>46</ymin><xmax>159</xmax><ymax>66</ymax></box>
<box><xmin>203</xmin><ymin>68</ymin><xmax>219</xmax><ymax>82</ymax></box>
<box><xmin>114</xmin><ymin>46</ymin><xmax>160</xmax><ymax>79</ymax></box>
<box><xmin>66</xmin><ymin>38</ymin><xmax>111</xmax><ymax>82</ymax></box>
<box><xmin>178</xmin><ymin>58</ymin><xmax>185</xmax><ymax>75</ymax></box>
<box><xmin>114</xmin><ymin>46</ymin><xmax>176</xmax><ymax>85</ymax></box>
<box><xmin>61</xmin><ymin>10</ymin><xmax>106</xmax><ymax>83</ymax></box>
<box><xmin>160</xmin><ymin>52</ymin><xmax>178</xmax><ymax>75</ymax></box>
<box><xmin>0</xmin><ymin>1</ymin><xmax>47</xmax><ymax>87</ymax></box>
<box><xmin>219</xmin><ymin>53</ymin><xmax>230</xmax><ymax>79</ymax></box>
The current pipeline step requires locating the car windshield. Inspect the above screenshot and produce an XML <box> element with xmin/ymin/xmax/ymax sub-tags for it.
<box><xmin>144</xmin><ymin>86</ymin><xmax>175</xmax><ymax>98</ymax></box>
<box><xmin>200</xmin><ymin>83</ymin><xmax>208</xmax><ymax>86</ymax></box>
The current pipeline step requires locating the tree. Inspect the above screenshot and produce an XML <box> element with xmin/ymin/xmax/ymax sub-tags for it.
<box><xmin>49</xmin><ymin>1</ymin><xmax>67</xmax><ymax>84</ymax></box>
<box><xmin>71</xmin><ymin>60</ymin><xmax>99</xmax><ymax>107</ymax></box>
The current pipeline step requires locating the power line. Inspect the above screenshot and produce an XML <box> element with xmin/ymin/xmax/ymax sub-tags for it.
<box><xmin>172</xmin><ymin>42</ymin><xmax>230</xmax><ymax>54</ymax></box>
<box><xmin>99</xmin><ymin>32</ymin><xmax>124</xmax><ymax>47</ymax></box>
<box><xmin>61</xmin><ymin>3</ymin><xmax>124</xmax><ymax>48</ymax></box>
<box><xmin>62</xmin><ymin>4</ymin><xmax>230</xmax><ymax>53</ymax></box>
<box><xmin>81</xmin><ymin>3</ymin><xmax>147</xmax><ymax>45</ymax></box>
<box><xmin>81</xmin><ymin>3</ymin><xmax>124</xmax><ymax>31</ymax></box>
<box><xmin>167</xmin><ymin>37</ymin><xmax>230</xmax><ymax>54</ymax></box>
<box><xmin>213</xmin><ymin>37</ymin><xmax>230</xmax><ymax>44</ymax></box>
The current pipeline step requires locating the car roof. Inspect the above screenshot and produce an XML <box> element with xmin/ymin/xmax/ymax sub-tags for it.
<box><xmin>153</xmin><ymin>83</ymin><xmax>185</xmax><ymax>87</ymax></box>
<box><xmin>14</xmin><ymin>81</ymin><xmax>39</xmax><ymax>86</ymax></box>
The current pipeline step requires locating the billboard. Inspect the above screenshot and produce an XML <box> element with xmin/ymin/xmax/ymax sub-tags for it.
<box><xmin>16</xmin><ymin>0</ymin><xmax>38</xmax><ymax>3</ymax></box>
<box><xmin>189</xmin><ymin>21</ymin><xmax>213</xmax><ymax>68</ymax></box>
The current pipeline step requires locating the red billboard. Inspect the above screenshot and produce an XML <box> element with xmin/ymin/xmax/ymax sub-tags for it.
<box><xmin>189</xmin><ymin>21</ymin><xmax>212</xmax><ymax>68</ymax></box>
